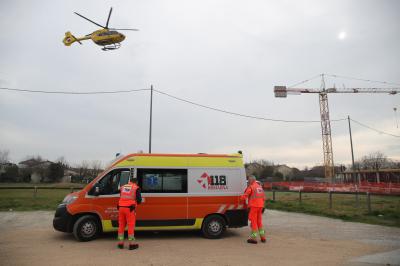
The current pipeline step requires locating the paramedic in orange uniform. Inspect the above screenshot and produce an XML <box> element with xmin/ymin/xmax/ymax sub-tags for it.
<box><xmin>240</xmin><ymin>175</ymin><xmax>266</xmax><ymax>244</ymax></box>
<box><xmin>117</xmin><ymin>177</ymin><xmax>142</xmax><ymax>250</ymax></box>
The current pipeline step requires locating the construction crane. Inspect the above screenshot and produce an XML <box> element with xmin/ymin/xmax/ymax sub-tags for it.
<box><xmin>274</xmin><ymin>74</ymin><xmax>400</xmax><ymax>182</ymax></box>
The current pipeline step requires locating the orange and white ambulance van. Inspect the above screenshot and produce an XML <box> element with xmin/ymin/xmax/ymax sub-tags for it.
<box><xmin>53</xmin><ymin>152</ymin><xmax>248</xmax><ymax>241</ymax></box>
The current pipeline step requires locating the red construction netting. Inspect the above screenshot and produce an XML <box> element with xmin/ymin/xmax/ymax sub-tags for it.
<box><xmin>263</xmin><ymin>181</ymin><xmax>400</xmax><ymax>195</ymax></box>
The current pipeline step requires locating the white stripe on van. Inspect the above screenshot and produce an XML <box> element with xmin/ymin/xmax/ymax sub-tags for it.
<box><xmin>217</xmin><ymin>204</ymin><xmax>226</xmax><ymax>213</ymax></box>
<box><xmin>238</xmin><ymin>204</ymin><xmax>243</xmax><ymax>209</ymax></box>
<box><xmin>228</xmin><ymin>204</ymin><xmax>235</xmax><ymax>210</ymax></box>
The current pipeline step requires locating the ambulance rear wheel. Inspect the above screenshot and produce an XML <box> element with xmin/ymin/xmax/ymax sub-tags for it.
<box><xmin>202</xmin><ymin>215</ymin><xmax>226</xmax><ymax>239</ymax></box>
<box><xmin>73</xmin><ymin>215</ymin><xmax>100</xmax><ymax>242</ymax></box>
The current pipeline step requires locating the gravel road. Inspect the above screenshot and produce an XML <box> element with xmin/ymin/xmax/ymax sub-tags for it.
<box><xmin>0</xmin><ymin>210</ymin><xmax>399</xmax><ymax>266</ymax></box>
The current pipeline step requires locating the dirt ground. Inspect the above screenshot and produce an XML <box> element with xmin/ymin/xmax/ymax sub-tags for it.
<box><xmin>0</xmin><ymin>210</ymin><xmax>399</xmax><ymax>266</ymax></box>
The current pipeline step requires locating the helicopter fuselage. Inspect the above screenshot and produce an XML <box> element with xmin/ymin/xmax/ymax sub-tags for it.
<box><xmin>90</xmin><ymin>29</ymin><xmax>125</xmax><ymax>46</ymax></box>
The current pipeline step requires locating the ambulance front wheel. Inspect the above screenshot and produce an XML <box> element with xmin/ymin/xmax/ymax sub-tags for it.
<box><xmin>73</xmin><ymin>215</ymin><xmax>100</xmax><ymax>241</ymax></box>
<box><xmin>202</xmin><ymin>215</ymin><xmax>226</xmax><ymax>239</ymax></box>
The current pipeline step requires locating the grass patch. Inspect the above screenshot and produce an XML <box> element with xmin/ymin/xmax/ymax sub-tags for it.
<box><xmin>0</xmin><ymin>189</ymin><xmax>73</xmax><ymax>211</ymax></box>
<box><xmin>265</xmin><ymin>191</ymin><xmax>400</xmax><ymax>227</ymax></box>
<box><xmin>0</xmin><ymin>183</ymin><xmax>85</xmax><ymax>188</ymax></box>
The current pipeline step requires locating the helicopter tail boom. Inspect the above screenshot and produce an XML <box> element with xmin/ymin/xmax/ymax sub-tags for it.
<box><xmin>63</xmin><ymin>31</ymin><xmax>87</xmax><ymax>46</ymax></box>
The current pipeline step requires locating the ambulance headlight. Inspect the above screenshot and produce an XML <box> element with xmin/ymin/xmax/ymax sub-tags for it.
<box><xmin>62</xmin><ymin>195</ymin><xmax>78</xmax><ymax>205</ymax></box>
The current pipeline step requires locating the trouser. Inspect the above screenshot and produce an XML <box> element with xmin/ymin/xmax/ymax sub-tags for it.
<box><xmin>248</xmin><ymin>207</ymin><xmax>265</xmax><ymax>239</ymax></box>
<box><xmin>117</xmin><ymin>206</ymin><xmax>136</xmax><ymax>243</ymax></box>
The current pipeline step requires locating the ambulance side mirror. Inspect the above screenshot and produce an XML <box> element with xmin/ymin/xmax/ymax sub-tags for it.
<box><xmin>90</xmin><ymin>185</ymin><xmax>100</xmax><ymax>196</ymax></box>
<box><xmin>94</xmin><ymin>186</ymin><xmax>100</xmax><ymax>196</ymax></box>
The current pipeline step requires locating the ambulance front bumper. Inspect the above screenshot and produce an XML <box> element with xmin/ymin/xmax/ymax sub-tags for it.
<box><xmin>53</xmin><ymin>204</ymin><xmax>73</xmax><ymax>233</ymax></box>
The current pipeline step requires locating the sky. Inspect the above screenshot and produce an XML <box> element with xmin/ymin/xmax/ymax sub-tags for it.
<box><xmin>0</xmin><ymin>0</ymin><xmax>399</xmax><ymax>169</ymax></box>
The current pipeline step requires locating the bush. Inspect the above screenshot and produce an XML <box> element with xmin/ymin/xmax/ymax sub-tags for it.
<box><xmin>0</xmin><ymin>165</ymin><xmax>19</xmax><ymax>182</ymax></box>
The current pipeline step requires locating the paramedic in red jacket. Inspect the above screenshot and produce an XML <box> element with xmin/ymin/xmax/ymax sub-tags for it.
<box><xmin>117</xmin><ymin>177</ymin><xmax>142</xmax><ymax>250</ymax></box>
<box><xmin>240</xmin><ymin>175</ymin><xmax>266</xmax><ymax>244</ymax></box>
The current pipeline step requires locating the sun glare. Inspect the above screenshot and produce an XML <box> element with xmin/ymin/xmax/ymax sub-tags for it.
<box><xmin>338</xmin><ymin>31</ymin><xmax>347</xmax><ymax>40</ymax></box>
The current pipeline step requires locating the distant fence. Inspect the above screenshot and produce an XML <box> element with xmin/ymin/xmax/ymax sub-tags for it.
<box><xmin>265</xmin><ymin>190</ymin><xmax>397</xmax><ymax>213</ymax></box>
<box><xmin>0</xmin><ymin>186</ymin><xmax>83</xmax><ymax>198</ymax></box>
<box><xmin>263</xmin><ymin>181</ymin><xmax>400</xmax><ymax>195</ymax></box>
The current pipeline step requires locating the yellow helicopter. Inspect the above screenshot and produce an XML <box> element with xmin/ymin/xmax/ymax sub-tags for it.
<box><xmin>63</xmin><ymin>7</ymin><xmax>138</xmax><ymax>51</ymax></box>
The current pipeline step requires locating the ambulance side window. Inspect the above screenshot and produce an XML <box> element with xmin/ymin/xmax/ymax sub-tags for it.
<box><xmin>96</xmin><ymin>168</ymin><xmax>130</xmax><ymax>195</ymax></box>
<box><xmin>119</xmin><ymin>170</ymin><xmax>131</xmax><ymax>187</ymax></box>
<box><xmin>137</xmin><ymin>168</ymin><xmax>187</xmax><ymax>193</ymax></box>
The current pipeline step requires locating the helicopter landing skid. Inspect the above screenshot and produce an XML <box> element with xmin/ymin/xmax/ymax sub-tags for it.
<box><xmin>101</xmin><ymin>43</ymin><xmax>121</xmax><ymax>51</ymax></box>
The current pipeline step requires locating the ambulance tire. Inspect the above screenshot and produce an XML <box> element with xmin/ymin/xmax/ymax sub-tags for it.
<box><xmin>73</xmin><ymin>215</ymin><xmax>100</xmax><ymax>242</ymax></box>
<box><xmin>201</xmin><ymin>215</ymin><xmax>226</xmax><ymax>239</ymax></box>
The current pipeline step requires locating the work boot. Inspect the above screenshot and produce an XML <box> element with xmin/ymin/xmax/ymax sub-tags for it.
<box><xmin>247</xmin><ymin>238</ymin><xmax>258</xmax><ymax>244</ymax></box>
<box><xmin>129</xmin><ymin>244</ymin><xmax>139</xmax><ymax>250</ymax></box>
<box><xmin>117</xmin><ymin>243</ymin><xmax>124</xmax><ymax>249</ymax></box>
<box><xmin>259</xmin><ymin>229</ymin><xmax>266</xmax><ymax>243</ymax></box>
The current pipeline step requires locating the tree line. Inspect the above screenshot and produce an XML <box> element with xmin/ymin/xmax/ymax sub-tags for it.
<box><xmin>1</xmin><ymin>149</ymin><xmax>398</xmax><ymax>183</ymax></box>
<box><xmin>0</xmin><ymin>150</ymin><xmax>103</xmax><ymax>183</ymax></box>
<box><xmin>245</xmin><ymin>151</ymin><xmax>400</xmax><ymax>181</ymax></box>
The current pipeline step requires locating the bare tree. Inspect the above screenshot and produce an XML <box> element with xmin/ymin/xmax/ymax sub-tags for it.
<box><xmin>56</xmin><ymin>156</ymin><xmax>69</xmax><ymax>169</ymax></box>
<box><xmin>0</xmin><ymin>149</ymin><xmax>10</xmax><ymax>164</ymax></box>
<box><xmin>77</xmin><ymin>160</ymin><xmax>90</xmax><ymax>177</ymax></box>
<box><xmin>90</xmin><ymin>160</ymin><xmax>103</xmax><ymax>178</ymax></box>
<box><xmin>358</xmin><ymin>152</ymin><xmax>391</xmax><ymax>170</ymax></box>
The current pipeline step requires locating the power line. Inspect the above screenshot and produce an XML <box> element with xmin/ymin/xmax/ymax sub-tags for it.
<box><xmin>324</xmin><ymin>74</ymin><xmax>400</xmax><ymax>86</ymax></box>
<box><xmin>287</xmin><ymin>74</ymin><xmax>322</xmax><ymax>88</ymax></box>
<box><xmin>287</xmin><ymin>73</ymin><xmax>400</xmax><ymax>88</ymax></box>
<box><xmin>0</xmin><ymin>85</ymin><xmax>348</xmax><ymax>123</ymax></box>
<box><xmin>3</xmin><ymin>85</ymin><xmax>397</xmax><ymax>131</ymax></box>
<box><xmin>350</xmin><ymin>118</ymin><xmax>400</xmax><ymax>138</ymax></box>
<box><xmin>0</xmin><ymin>87</ymin><xmax>150</xmax><ymax>94</ymax></box>
<box><xmin>153</xmin><ymin>89</ymin><xmax>347</xmax><ymax>123</ymax></box>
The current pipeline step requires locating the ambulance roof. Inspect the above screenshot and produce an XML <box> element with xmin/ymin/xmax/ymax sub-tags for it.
<box><xmin>112</xmin><ymin>153</ymin><xmax>244</xmax><ymax>168</ymax></box>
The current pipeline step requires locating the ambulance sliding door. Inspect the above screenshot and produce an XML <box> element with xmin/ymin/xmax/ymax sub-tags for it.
<box><xmin>136</xmin><ymin>168</ymin><xmax>189</xmax><ymax>226</ymax></box>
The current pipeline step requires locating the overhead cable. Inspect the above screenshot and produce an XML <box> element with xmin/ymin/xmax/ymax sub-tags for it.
<box><xmin>0</xmin><ymin>87</ymin><xmax>150</xmax><ymax>94</ymax></box>
<box><xmin>324</xmin><ymin>74</ymin><xmax>400</xmax><ymax>86</ymax></box>
<box><xmin>287</xmin><ymin>74</ymin><xmax>322</xmax><ymax>88</ymax></box>
<box><xmin>350</xmin><ymin>118</ymin><xmax>400</xmax><ymax>138</ymax></box>
<box><xmin>154</xmin><ymin>89</ymin><xmax>347</xmax><ymax>123</ymax></box>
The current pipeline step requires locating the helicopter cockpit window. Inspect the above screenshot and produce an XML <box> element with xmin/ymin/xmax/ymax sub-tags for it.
<box><xmin>109</xmin><ymin>31</ymin><xmax>118</xmax><ymax>35</ymax></box>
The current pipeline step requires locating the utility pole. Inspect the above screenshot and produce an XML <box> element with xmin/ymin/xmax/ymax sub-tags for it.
<box><xmin>347</xmin><ymin>115</ymin><xmax>355</xmax><ymax>169</ymax></box>
<box><xmin>347</xmin><ymin>115</ymin><xmax>357</xmax><ymax>183</ymax></box>
<box><xmin>149</xmin><ymin>85</ymin><xmax>153</xmax><ymax>153</ymax></box>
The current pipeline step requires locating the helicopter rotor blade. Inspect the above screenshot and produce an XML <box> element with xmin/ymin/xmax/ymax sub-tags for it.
<box><xmin>105</xmin><ymin>7</ymin><xmax>113</xmax><ymax>28</ymax></box>
<box><xmin>110</xmin><ymin>28</ymin><xmax>139</xmax><ymax>31</ymax></box>
<box><xmin>74</xmin><ymin>12</ymin><xmax>105</xmax><ymax>28</ymax></box>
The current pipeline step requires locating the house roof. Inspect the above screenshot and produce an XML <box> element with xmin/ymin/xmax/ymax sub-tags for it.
<box><xmin>18</xmin><ymin>159</ymin><xmax>52</xmax><ymax>168</ymax></box>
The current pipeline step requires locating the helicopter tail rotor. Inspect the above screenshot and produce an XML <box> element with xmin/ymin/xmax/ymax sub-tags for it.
<box><xmin>63</xmin><ymin>31</ymin><xmax>82</xmax><ymax>46</ymax></box>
